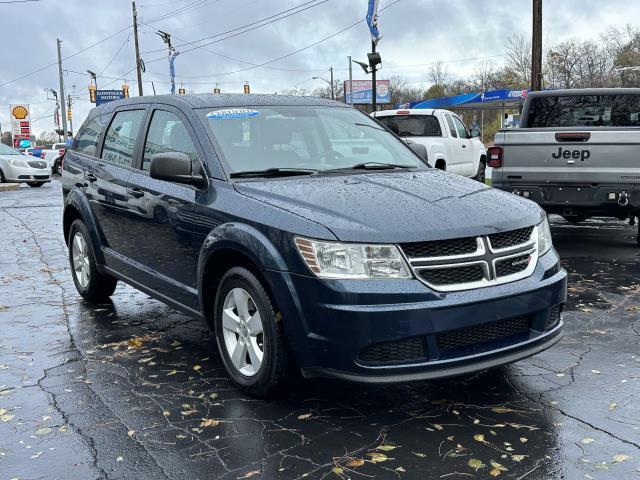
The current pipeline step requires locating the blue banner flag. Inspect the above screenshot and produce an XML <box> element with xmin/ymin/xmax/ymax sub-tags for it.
<box><xmin>170</xmin><ymin>50</ymin><xmax>180</xmax><ymax>95</ymax></box>
<box><xmin>366</xmin><ymin>0</ymin><xmax>381</xmax><ymax>44</ymax></box>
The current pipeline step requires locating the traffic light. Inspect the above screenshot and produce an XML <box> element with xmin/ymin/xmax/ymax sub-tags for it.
<box><xmin>122</xmin><ymin>83</ymin><xmax>129</xmax><ymax>98</ymax></box>
<box><xmin>213</xmin><ymin>87</ymin><xmax>221</xmax><ymax>94</ymax></box>
<box><xmin>88</xmin><ymin>85</ymin><xmax>96</xmax><ymax>103</ymax></box>
<box><xmin>243</xmin><ymin>83</ymin><xmax>250</xmax><ymax>94</ymax></box>
<box><xmin>67</xmin><ymin>109</ymin><xmax>72</xmax><ymax>121</ymax></box>
<box><xmin>178</xmin><ymin>87</ymin><xmax>186</xmax><ymax>95</ymax></box>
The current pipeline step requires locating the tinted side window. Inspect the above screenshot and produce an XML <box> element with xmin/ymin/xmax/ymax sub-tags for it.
<box><xmin>101</xmin><ymin>110</ymin><xmax>146</xmax><ymax>167</ymax></box>
<box><xmin>142</xmin><ymin>110</ymin><xmax>200</xmax><ymax>173</ymax></box>
<box><xmin>377</xmin><ymin>115</ymin><xmax>442</xmax><ymax>137</ymax></box>
<box><xmin>453</xmin><ymin>116</ymin><xmax>470</xmax><ymax>139</ymax></box>
<box><xmin>527</xmin><ymin>94</ymin><xmax>640</xmax><ymax>127</ymax></box>
<box><xmin>445</xmin><ymin>115</ymin><xmax>457</xmax><ymax>138</ymax></box>
<box><xmin>74</xmin><ymin>115</ymin><xmax>107</xmax><ymax>156</ymax></box>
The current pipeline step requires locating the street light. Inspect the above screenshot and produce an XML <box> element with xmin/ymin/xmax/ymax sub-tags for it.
<box><xmin>353</xmin><ymin>48</ymin><xmax>382</xmax><ymax>112</ymax></box>
<box><xmin>312</xmin><ymin>67</ymin><xmax>335</xmax><ymax>100</ymax></box>
<box><xmin>87</xmin><ymin>70</ymin><xmax>97</xmax><ymax>90</ymax></box>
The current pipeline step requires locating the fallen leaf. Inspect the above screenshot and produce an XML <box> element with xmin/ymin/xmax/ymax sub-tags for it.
<box><xmin>491</xmin><ymin>407</ymin><xmax>514</xmax><ymax>414</ymax></box>
<box><xmin>519</xmin><ymin>437</ymin><xmax>528</xmax><ymax>443</ymax></box>
<box><xmin>612</xmin><ymin>454</ymin><xmax>631</xmax><ymax>463</ymax></box>
<box><xmin>609</xmin><ymin>402</ymin><xmax>618</xmax><ymax>412</ymax></box>
<box><xmin>591</xmin><ymin>370</ymin><xmax>601</xmax><ymax>374</ymax></box>
<box><xmin>412</xmin><ymin>452</ymin><xmax>427</xmax><ymax>458</ymax></box>
<box><xmin>474</xmin><ymin>434</ymin><xmax>485</xmax><ymax>442</ymax></box>
<box><xmin>490</xmin><ymin>460</ymin><xmax>507</xmax><ymax>472</ymax></box>
<box><xmin>581</xmin><ymin>438</ymin><xmax>594</xmax><ymax>444</ymax></box>
<box><xmin>200</xmin><ymin>419</ymin><xmax>220</xmax><ymax>428</ymax></box>
<box><xmin>367</xmin><ymin>452</ymin><xmax>390</xmax><ymax>463</ymax></box>
<box><xmin>468</xmin><ymin>458</ymin><xmax>486</xmax><ymax>471</ymax></box>
<box><xmin>170</xmin><ymin>340</ymin><xmax>181</xmax><ymax>347</ymax></box>
<box><xmin>490</xmin><ymin>468</ymin><xmax>502</xmax><ymax>477</ymax></box>
<box><xmin>58</xmin><ymin>425</ymin><xmax>68</xmax><ymax>433</ymax></box>
<box><xmin>511</xmin><ymin>455</ymin><xmax>526</xmax><ymax>462</ymax></box>
<box><xmin>163</xmin><ymin>410</ymin><xmax>171</xmax><ymax>416</ymax></box>
<box><xmin>433</xmin><ymin>424</ymin><xmax>444</xmax><ymax>430</ymax></box>
<box><xmin>193</xmin><ymin>365</ymin><xmax>201</xmax><ymax>371</ymax></box>
<box><xmin>237</xmin><ymin>470</ymin><xmax>261</xmax><ymax>479</ymax></box>
<box><xmin>138</xmin><ymin>357</ymin><xmax>153</xmax><ymax>364</ymax></box>
<box><xmin>0</xmin><ymin>408</ymin><xmax>6</xmax><ymax>415</ymax></box>
<box><xmin>396</xmin><ymin>466</ymin><xmax>406</xmax><ymax>472</ymax></box>
<box><xmin>181</xmin><ymin>410</ymin><xmax>197</xmax><ymax>416</ymax></box>
<box><xmin>35</xmin><ymin>427</ymin><xmax>52</xmax><ymax>435</ymax></box>
<box><xmin>346</xmin><ymin>458</ymin><xmax>365</xmax><ymax>468</ymax></box>
<box><xmin>127</xmin><ymin>338</ymin><xmax>143</xmax><ymax>349</ymax></box>
<box><xmin>166</xmin><ymin>370</ymin><xmax>178</xmax><ymax>376</ymax></box>
<box><xmin>1</xmin><ymin>414</ymin><xmax>14</xmax><ymax>422</ymax></box>
<box><xmin>297</xmin><ymin>413</ymin><xmax>312</xmax><ymax>420</ymax></box>
<box><xmin>30</xmin><ymin>451</ymin><xmax>43</xmax><ymax>459</ymax></box>
<box><xmin>127</xmin><ymin>430</ymin><xmax>135</xmax><ymax>437</ymax></box>
<box><xmin>376</xmin><ymin>444</ymin><xmax>399</xmax><ymax>451</ymax></box>
<box><xmin>116</xmin><ymin>456</ymin><xmax>123</xmax><ymax>462</ymax></box>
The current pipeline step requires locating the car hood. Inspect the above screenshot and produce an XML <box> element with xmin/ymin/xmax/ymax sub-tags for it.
<box><xmin>234</xmin><ymin>170</ymin><xmax>544</xmax><ymax>243</ymax></box>
<box><xmin>0</xmin><ymin>154</ymin><xmax>29</xmax><ymax>163</ymax></box>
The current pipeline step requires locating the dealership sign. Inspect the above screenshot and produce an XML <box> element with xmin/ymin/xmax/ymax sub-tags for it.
<box><xmin>344</xmin><ymin>80</ymin><xmax>391</xmax><ymax>104</ymax></box>
<box><xmin>95</xmin><ymin>89</ymin><xmax>126</xmax><ymax>106</ymax></box>
<box><xmin>9</xmin><ymin>104</ymin><xmax>32</xmax><ymax>148</ymax></box>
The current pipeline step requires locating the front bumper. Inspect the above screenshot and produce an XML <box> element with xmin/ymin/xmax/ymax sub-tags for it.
<box><xmin>494</xmin><ymin>184</ymin><xmax>640</xmax><ymax>216</ymax></box>
<box><xmin>3</xmin><ymin>164</ymin><xmax>51</xmax><ymax>183</ymax></box>
<box><xmin>265</xmin><ymin>249</ymin><xmax>566</xmax><ymax>382</ymax></box>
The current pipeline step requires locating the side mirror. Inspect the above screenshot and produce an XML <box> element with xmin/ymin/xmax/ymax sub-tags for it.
<box><xmin>150</xmin><ymin>152</ymin><xmax>206</xmax><ymax>188</ymax></box>
<box><xmin>408</xmin><ymin>142</ymin><xmax>428</xmax><ymax>161</ymax></box>
<box><xmin>470</xmin><ymin>128</ymin><xmax>481</xmax><ymax>138</ymax></box>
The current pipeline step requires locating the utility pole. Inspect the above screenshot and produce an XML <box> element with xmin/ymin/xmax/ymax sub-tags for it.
<box><xmin>132</xmin><ymin>1</ymin><xmax>144</xmax><ymax>96</ymax></box>
<box><xmin>348</xmin><ymin>56</ymin><xmax>353</xmax><ymax>104</ymax></box>
<box><xmin>531</xmin><ymin>0</ymin><xmax>543</xmax><ymax>91</ymax></box>
<box><xmin>371</xmin><ymin>40</ymin><xmax>377</xmax><ymax>112</ymax></box>
<box><xmin>57</xmin><ymin>39</ymin><xmax>69</xmax><ymax>142</ymax></box>
<box><xmin>67</xmin><ymin>95</ymin><xmax>73</xmax><ymax>137</ymax></box>
<box><xmin>329</xmin><ymin>66</ymin><xmax>334</xmax><ymax>100</ymax></box>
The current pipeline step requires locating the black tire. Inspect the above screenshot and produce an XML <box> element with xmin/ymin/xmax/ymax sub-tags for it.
<box><xmin>213</xmin><ymin>267</ymin><xmax>287</xmax><ymax>397</ymax></box>
<box><xmin>27</xmin><ymin>182</ymin><xmax>45</xmax><ymax>187</ymax></box>
<box><xmin>0</xmin><ymin>169</ymin><xmax>5</xmax><ymax>183</ymax></box>
<box><xmin>54</xmin><ymin>160</ymin><xmax>62</xmax><ymax>176</ymax></box>
<box><xmin>68</xmin><ymin>219</ymin><xmax>118</xmax><ymax>301</ymax></box>
<box><xmin>473</xmin><ymin>161</ymin><xmax>486</xmax><ymax>183</ymax></box>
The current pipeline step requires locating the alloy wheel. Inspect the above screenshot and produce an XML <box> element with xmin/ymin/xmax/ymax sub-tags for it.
<box><xmin>221</xmin><ymin>287</ymin><xmax>265</xmax><ymax>377</ymax></box>
<box><xmin>71</xmin><ymin>232</ymin><xmax>90</xmax><ymax>289</ymax></box>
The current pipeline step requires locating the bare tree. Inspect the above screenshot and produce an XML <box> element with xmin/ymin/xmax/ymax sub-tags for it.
<box><xmin>503</xmin><ymin>34</ymin><xmax>531</xmax><ymax>87</ymax></box>
<box><xmin>429</xmin><ymin>61</ymin><xmax>448</xmax><ymax>87</ymax></box>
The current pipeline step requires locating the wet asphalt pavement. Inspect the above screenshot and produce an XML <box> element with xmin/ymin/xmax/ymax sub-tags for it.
<box><xmin>0</xmin><ymin>179</ymin><xmax>639</xmax><ymax>480</ymax></box>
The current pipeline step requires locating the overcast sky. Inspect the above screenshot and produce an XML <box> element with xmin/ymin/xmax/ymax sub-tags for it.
<box><xmin>1</xmin><ymin>0</ymin><xmax>639</xmax><ymax>137</ymax></box>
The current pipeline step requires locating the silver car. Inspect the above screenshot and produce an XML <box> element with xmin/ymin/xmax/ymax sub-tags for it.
<box><xmin>0</xmin><ymin>143</ymin><xmax>51</xmax><ymax>187</ymax></box>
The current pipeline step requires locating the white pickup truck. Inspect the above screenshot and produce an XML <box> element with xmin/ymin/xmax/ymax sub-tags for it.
<box><xmin>372</xmin><ymin>108</ymin><xmax>487</xmax><ymax>182</ymax></box>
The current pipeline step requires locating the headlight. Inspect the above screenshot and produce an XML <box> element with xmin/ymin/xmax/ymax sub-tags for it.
<box><xmin>294</xmin><ymin>237</ymin><xmax>411</xmax><ymax>279</ymax></box>
<box><xmin>7</xmin><ymin>159</ymin><xmax>28</xmax><ymax>168</ymax></box>
<box><xmin>537</xmin><ymin>217</ymin><xmax>553</xmax><ymax>256</ymax></box>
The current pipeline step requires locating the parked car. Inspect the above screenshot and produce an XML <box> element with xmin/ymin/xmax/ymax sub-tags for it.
<box><xmin>0</xmin><ymin>143</ymin><xmax>51</xmax><ymax>187</ymax></box>
<box><xmin>26</xmin><ymin>144</ymin><xmax>66</xmax><ymax>175</ymax></box>
<box><xmin>62</xmin><ymin>94</ymin><xmax>566</xmax><ymax>396</ymax></box>
<box><xmin>490</xmin><ymin>88</ymin><xmax>640</xmax><ymax>244</ymax></box>
<box><xmin>372</xmin><ymin>108</ymin><xmax>488</xmax><ymax>182</ymax></box>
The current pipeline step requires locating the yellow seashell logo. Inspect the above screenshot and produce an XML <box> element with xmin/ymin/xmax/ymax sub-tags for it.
<box><xmin>11</xmin><ymin>105</ymin><xmax>28</xmax><ymax>120</ymax></box>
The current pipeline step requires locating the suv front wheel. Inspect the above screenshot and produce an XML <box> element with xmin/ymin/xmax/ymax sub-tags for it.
<box><xmin>213</xmin><ymin>267</ymin><xmax>287</xmax><ymax>397</ymax></box>
<box><xmin>68</xmin><ymin>219</ymin><xmax>118</xmax><ymax>301</ymax></box>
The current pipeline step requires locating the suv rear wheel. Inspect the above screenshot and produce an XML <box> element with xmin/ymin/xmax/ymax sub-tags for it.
<box><xmin>473</xmin><ymin>160</ymin><xmax>486</xmax><ymax>183</ymax></box>
<box><xmin>68</xmin><ymin>219</ymin><xmax>118</xmax><ymax>301</ymax></box>
<box><xmin>213</xmin><ymin>267</ymin><xmax>287</xmax><ymax>397</ymax></box>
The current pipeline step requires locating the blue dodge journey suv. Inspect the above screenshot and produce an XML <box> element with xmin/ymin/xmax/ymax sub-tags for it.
<box><xmin>62</xmin><ymin>94</ymin><xmax>567</xmax><ymax>396</ymax></box>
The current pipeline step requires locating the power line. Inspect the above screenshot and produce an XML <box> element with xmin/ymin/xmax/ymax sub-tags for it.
<box><xmin>99</xmin><ymin>31</ymin><xmax>132</xmax><ymax>76</ymax></box>
<box><xmin>140</xmin><ymin>0</ymin><xmax>328</xmax><ymax>55</ymax></box>
<box><xmin>0</xmin><ymin>0</ymin><xmax>41</xmax><ymax>3</ymax></box>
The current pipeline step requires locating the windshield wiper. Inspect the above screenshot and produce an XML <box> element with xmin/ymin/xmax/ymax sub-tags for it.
<box><xmin>323</xmin><ymin>162</ymin><xmax>417</xmax><ymax>173</ymax></box>
<box><xmin>229</xmin><ymin>168</ymin><xmax>319</xmax><ymax>179</ymax></box>
<box><xmin>354</xmin><ymin>122</ymin><xmax>386</xmax><ymax>131</ymax></box>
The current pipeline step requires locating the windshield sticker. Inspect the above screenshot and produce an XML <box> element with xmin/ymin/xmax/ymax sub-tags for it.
<box><xmin>206</xmin><ymin>108</ymin><xmax>260</xmax><ymax>119</ymax></box>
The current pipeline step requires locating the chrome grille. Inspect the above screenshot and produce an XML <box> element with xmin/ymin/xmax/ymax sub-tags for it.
<box><xmin>27</xmin><ymin>160</ymin><xmax>47</xmax><ymax>169</ymax></box>
<box><xmin>401</xmin><ymin>237</ymin><xmax>477</xmax><ymax>258</ymax></box>
<box><xmin>489</xmin><ymin>226</ymin><xmax>535</xmax><ymax>250</ymax></box>
<box><xmin>402</xmin><ymin>226</ymin><xmax>538</xmax><ymax>292</ymax></box>
<box><xmin>420</xmin><ymin>264</ymin><xmax>484</xmax><ymax>286</ymax></box>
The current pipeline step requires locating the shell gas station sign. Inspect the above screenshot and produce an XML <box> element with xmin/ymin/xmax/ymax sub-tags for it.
<box><xmin>10</xmin><ymin>104</ymin><xmax>32</xmax><ymax>148</ymax></box>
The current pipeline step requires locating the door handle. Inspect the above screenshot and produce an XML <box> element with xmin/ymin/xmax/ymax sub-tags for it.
<box><xmin>128</xmin><ymin>188</ymin><xmax>145</xmax><ymax>198</ymax></box>
<box><xmin>84</xmin><ymin>172</ymin><xmax>97</xmax><ymax>182</ymax></box>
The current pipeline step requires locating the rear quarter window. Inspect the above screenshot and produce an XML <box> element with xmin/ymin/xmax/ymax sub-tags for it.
<box><xmin>526</xmin><ymin>94</ymin><xmax>640</xmax><ymax>127</ymax></box>
<box><xmin>377</xmin><ymin>115</ymin><xmax>442</xmax><ymax>137</ymax></box>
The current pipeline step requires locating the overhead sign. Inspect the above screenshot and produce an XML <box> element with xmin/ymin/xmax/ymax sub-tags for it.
<box><xmin>95</xmin><ymin>89</ymin><xmax>126</xmax><ymax>106</ymax></box>
<box><xmin>9</xmin><ymin>104</ymin><xmax>31</xmax><ymax>148</ymax></box>
<box><xmin>408</xmin><ymin>89</ymin><xmax>529</xmax><ymax>109</ymax></box>
<box><xmin>344</xmin><ymin>80</ymin><xmax>391</xmax><ymax>104</ymax></box>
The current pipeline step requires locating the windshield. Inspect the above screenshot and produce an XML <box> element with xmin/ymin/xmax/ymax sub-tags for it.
<box><xmin>376</xmin><ymin>114</ymin><xmax>442</xmax><ymax>137</ymax></box>
<box><xmin>0</xmin><ymin>144</ymin><xmax>20</xmax><ymax>155</ymax></box>
<box><xmin>527</xmin><ymin>94</ymin><xmax>640</xmax><ymax>128</ymax></box>
<box><xmin>201</xmin><ymin>105</ymin><xmax>427</xmax><ymax>174</ymax></box>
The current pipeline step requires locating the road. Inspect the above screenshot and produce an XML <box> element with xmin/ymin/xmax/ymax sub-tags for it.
<box><xmin>0</xmin><ymin>180</ymin><xmax>639</xmax><ymax>480</ymax></box>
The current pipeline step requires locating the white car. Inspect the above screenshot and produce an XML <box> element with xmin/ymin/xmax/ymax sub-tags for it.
<box><xmin>0</xmin><ymin>143</ymin><xmax>52</xmax><ymax>187</ymax></box>
<box><xmin>372</xmin><ymin>108</ymin><xmax>487</xmax><ymax>182</ymax></box>
<box><xmin>25</xmin><ymin>144</ymin><xmax>66</xmax><ymax>175</ymax></box>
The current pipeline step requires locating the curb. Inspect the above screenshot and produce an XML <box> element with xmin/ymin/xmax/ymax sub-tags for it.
<box><xmin>0</xmin><ymin>183</ymin><xmax>20</xmax><ymax>192</ymax></box>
